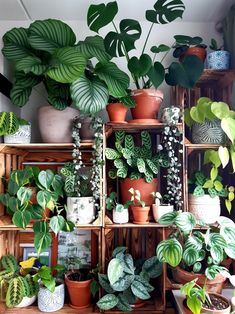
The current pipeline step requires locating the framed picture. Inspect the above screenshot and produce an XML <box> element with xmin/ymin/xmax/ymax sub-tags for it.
<box><xmin>57</xmin><ymin>230</ymin><xmax>91</xmax><ymax>270</ymax></box>
<box><xmin>22</xmin><ymin>245</ymin><xmax>51</xmax><ymax>266</ymax></box>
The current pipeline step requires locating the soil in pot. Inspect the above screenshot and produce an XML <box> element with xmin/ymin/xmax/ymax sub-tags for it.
<box><xmin>106</xmin><ymin>103</ymin><xmax>128</xmax><ymax>123</ymax></box>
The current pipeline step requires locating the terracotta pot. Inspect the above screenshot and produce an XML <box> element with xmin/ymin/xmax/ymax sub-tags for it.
<box><xmin>106</xmin><ymin>103</ymin><xmax>128</xmax><ymax>123</ymax></box>
<box><xmin>131</xmin><ymin>89</ymin><xmax>163</xmax><ymax>121</ymax></box>
<box><xmin>131</xmin><ymin>298</ymin><xmax>145</xmax><ymax>308</ymax></box>
<box><xmin>65</xmin><ymin>273</ymin><xmax>92</xmax><ymax>309</ymax></box>
<box><xmin>38</xmin><ymin>106</ymin><xmax>79</xmax><ymax>143</ymax></box>
<box><xmin>184</xmin><ymin>47</ymin><xmax>206</xmax><ymax>62</ymax></box>
<box><xmin>172</xmin><ymin>267</ymin><xmax>226</xmax><ymax>294</ymax></box>
<box><xmin>120</xmin><ymin>178</ymin><xmax>157</xmax><ymax>206</ymax></box>
<box><xmin>131</xmin><ymin>205</ymin><xmax>150</xmax><ymax>224</ymax></box>
<box><xmin>79</xmin><ymin>117</ymin><xmax>94</xmax><ymax>141</ymax></box>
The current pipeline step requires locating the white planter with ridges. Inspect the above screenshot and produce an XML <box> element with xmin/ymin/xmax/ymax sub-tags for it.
<box><xmin>152</xmin><ymin>204</ymin><xmax>174</xmax><ymax>222</ymax></box>
<box><xmin>188</xmin><ymin>194</ymin><xmax>220</xmax><ymax>224</ymax></box>
<box><xmin>38</xmin><ymin>283</ymin><xmax>64</xmax><ymax>312</ymax></box>
<box><xmin>4</xmin><ymin>124</ymin><xmax>31</xmax><ymax>144</ymax></box>
<box><xmin>112</xmin><ymin>208</ymin><xmax>129</xmax><ymax>224</ymax></box>
<box><xmin>15</xmin><ymin>295</ymin><xmax>36</xmax><ymax>308</ymax></box>
<box><xmin>66</xmin><ymin>197</ymin><xmax>95</xmax><ymax>224</ymax></box>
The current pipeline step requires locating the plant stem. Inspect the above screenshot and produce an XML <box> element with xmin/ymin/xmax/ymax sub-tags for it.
<box><xmin>142</xmin><ymin>23</ymin><xmax>154</xmax><ymax>55</ymax></box>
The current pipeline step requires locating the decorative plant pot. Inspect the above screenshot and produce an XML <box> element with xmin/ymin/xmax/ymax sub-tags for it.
<box><xmin>4</xmin><ymin>124</ymin><xmax>31</xmax><ymax>144</ymax></box>
<box><xmin>120</xmin><ymin>178</ymin><xmax>157</xmax><ymax>206</ymax></box>
<box><xmin>172</xmin><ymin>267</ymin><xmax>226</xmax><ymax>294</ymax></box>
<box><xmin>15</xmin><ymin>295</ymin><xmax>36</xmax><ymax>308</ymax></box>
<box><xmin>38</xmin><ymin>283</ymin><xmax>65</xmax><ymax>312</ymax></box>
<box><xmin>188</xmin><ymin>194</ymin><xmax>220</xmax><ymax>224</ymax></box>
<box><xmin>184</xmin><ymin>47</ymin><xmax>206</xmax><ymax>62</ymax></box>
<box><xmin>106</xmin><ymin>103</ymin><xmax>128</xmax><ymax>123</ymax></box>
<box><xmin>161</xmin><ymin>106</ymin><xmax>181</xmax><ymax>125</ymax></box>
<box><xmin>131</xmin><ymin>298</ymin><xmax>145</xmax><ymax>308</ymax></box>
<box><xmin>130</xmin><ymin>89</ymin><xmax>163</xmax><ymax>122</ymax></box>
<box><xmin>192</xmin><ymin>119</ymin><xmax>226</xmax><ymax>144</ymax></box>
<box><xmin>131</xmin><ymin>205</ymin><xmax>150</xmax><ymax>224</ymax></box>
<box><xmin>65</xmin><ymin>273</ymin><xmax>92</xmax><ymax>309</ymax></box>
<box><xmin>207</xmin><ymin>51</ymin><xmax>230</xmax><ymax>70</ymax></box>
<box><xmin>66</xmin><ymin>197</ymin><xmax>95</xmax><ymax>225</ymax></box>
<box><xmin>38</xmin><ymin>106</ymin><xmax>79</xmax><ymax>143</ymax></box>
<box><xmin>112</xmin><ymin>208</ymin><xmax>129</xmax><ymax>224</ymax></box>
<box><xmin>152</xmin><ymin>204</ymin><xmax>174</xmax><ymax>222</ymax></box>
<box><xmin>79</xmin><ymin>117</ymin><xmax>94</xmax><ymax>141</ymax></box>
<box><xmin>231</xmin><ymin>295</ymin><xmax>235</xmax><ymax>311</ymax></box>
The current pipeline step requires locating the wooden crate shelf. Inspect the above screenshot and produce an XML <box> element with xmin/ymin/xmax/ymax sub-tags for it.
<box><xmin>105</xmin><ymin>222</ymin><xmax>166</xmax><ymax>228</ymax></box>
<box><xmin>106</xmin><ymin>122</ymin><xmax>182</xmax><ymax>133</ymax></box>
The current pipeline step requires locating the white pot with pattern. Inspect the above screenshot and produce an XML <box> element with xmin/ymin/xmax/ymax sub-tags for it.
<box><xmin>66</xmin><ymin>197</ymin><xmax>95</xmax><ymax>225</ymax></box>
<box><xmin>38</xmin><ymin>282</ymin><xmax>64</xmax><ymax>312</ymax></box>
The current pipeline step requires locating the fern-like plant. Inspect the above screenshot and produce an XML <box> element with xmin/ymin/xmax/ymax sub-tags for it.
<box><xmin>105</xmin><ymin>131</ymin><xmax>169</xmax><ymax>183</ymax></box>
<box><xmin>0</xmin><ymin>112</ymin><xmax>29</xmax><ymax>136</ymax></box>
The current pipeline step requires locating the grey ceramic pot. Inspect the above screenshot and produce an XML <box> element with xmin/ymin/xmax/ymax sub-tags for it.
<box><xmin>192</xmin><ymin>119</ymin><xmax>226</xmax><ymax>144</ymax></box>
<box><xmin>4</xmin><ymin>124</ymin><xmax>31</xmax><ymax>144</ymax></box>
<box><xmin>38</xmin><ymin>282</ymin><xmax>65</xmax><ymax>312</ymax></box>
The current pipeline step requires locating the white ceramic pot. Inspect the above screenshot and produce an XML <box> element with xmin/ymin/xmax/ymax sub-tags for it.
<box><xmin>38</xmin><ymin>283</ymin><xmax>64</xmax><ymax>312</ymax></box>
<box><xmin>15</xmin><ymin>295</ymin><xmax>36</xmax><ymax>308</ymax></box>
<box><xmin>231</xmin><ymin>296</ymin><xmax>235</xmax><ymax>311</ymax></box>
<box><xmin>112</xmin><ymin>208</ymin><xmax>129</xmax><ymax>224</ymax></box>
<box><xmin>66</xmin><ymin>197</ymin><xmax>95</xmax><ymax>224</ymax></box>
<box><xmin>4</xmin><ymin>124</ymin><xmax>31</xmax><ymax>144</ymax></box>
<box><xmin>152</xmin><ymin>204</ymin><xmax>174</xmax><ymax>222</ymax></box>
<box><xmin>38</xmin><ymin>106</ymin><xmax>79</xmax><ymax>143</ymax></box>
<box><xmin>188</xmin><ymin>194</ymin><xmax>221</xmax><ymax>224</ymax></box>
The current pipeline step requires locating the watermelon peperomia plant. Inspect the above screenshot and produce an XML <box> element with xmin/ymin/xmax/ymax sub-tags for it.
<box><xmin>156</xmin><ymin>212</ymin><xmax>235</xmax><ymax>281</ymax></box>
<box><xmin>96</xmin><ymin>246</ymin><xmax>162</xmax><ymax>311</ymax></box>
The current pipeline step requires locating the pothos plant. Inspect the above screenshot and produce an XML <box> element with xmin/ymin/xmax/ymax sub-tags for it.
<box><xmin>105</xmin><ymin>130</ymin><xmax>169</xmax><ymax>183</ymax></box>
<box><xmin>156</xmin><ymin>212</ymin><xmax>235</xmax><ymax>281</ymax></box>
<box><xmin>96</xmin><ymin>247</ymin><xmax>162</xmax><ymax>311</ymax></box>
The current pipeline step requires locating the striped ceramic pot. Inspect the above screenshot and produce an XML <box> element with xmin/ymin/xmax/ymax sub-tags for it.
<box><xmin>192</xmin><ymin>119</ymin><xmax>226</xmax><ymax>144</ymax></box>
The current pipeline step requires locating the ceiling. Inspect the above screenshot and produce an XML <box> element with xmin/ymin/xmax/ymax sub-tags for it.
<box><xmin>0</xmin><ymin>0</ymin><xmax>235</xmax><ymax>22</ymax></box>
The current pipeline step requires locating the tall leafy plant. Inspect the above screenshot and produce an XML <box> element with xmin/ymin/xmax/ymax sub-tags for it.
<box><xmin>87</xmin><ymin>0</ymin><xmax>204</xmax><ymax>89</ymax></box>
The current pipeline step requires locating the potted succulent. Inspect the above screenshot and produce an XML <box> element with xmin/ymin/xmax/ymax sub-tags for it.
<box><xmin>33</xmin><ymin>264</ymin><xmax>65</xmax><ymax>312</ymax></box>
<box><xmin>0</xmin><ymin>255</ymin><xmax>38</xmax><ymax>308</ymax></box>
<box><xmin>105</xmin><ymin>130</ymin><xmax>169</xmax><ymax>206</ymax></box>
<box><xmin>87</xmin><ymin>0</ymin><xmax>204</xmax><ymax>122</ymax></box>
<box><xmin>0</xmin><ymin>111</ymin><xmax>31</xmax><ymax>144</ymax></box>
<box><xmin>151</xmin><ymin>192</ymin><xmax>174</xmax><ymax>222</ymax></box>
<box><xmin>181</xmin><ymin>279</ymin><xmax>231</xmax><ymax>314</ymax></box>
<box><xmin>156</xmin><ymin>212</ymin><xmax>235</xmax><ymax>293</ymax></box>
<box><xmin>207</xmin><ymin>38</ymin><xmax>230</xmax><ymax>70</ymax></box>
<box><xmin>106</xmin><ymin>191</ymin><xmax>131</xmax><ymax>224</ymax></box>
<box><xmin>128</xmin><ymin>188</ymin><xmax>150</xmax><ymax>224</ymax></box>
<box><xmin>173</xmin><ymin>35</ymin><xmax>207</xmax><ymax>62</ymax></box>
<box><xmin>106</xmin><ymin>95</ymin><xmax>135</xmax><ymax>123</ymax></box>
<box><xmin>96</xmin><ymin>246</ymin><xmax>162</xmax><ymax>311</ymax></box>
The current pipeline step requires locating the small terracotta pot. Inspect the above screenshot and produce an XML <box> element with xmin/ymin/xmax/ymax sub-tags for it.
<box><xmin>131</xmin><ymin>89</ymin><xmax>163</xmax><ymax>121</ymax></box>
<box><xmin>172</xmin><ymin>267</ymin><xmax>226</xmax><ymax>294</ymax></box>
<box><xmin>106</xmin><ymin>103</ymin><xmax>128</xmax><ymax>123</ymax></box>
<box><xmin>65</xmin><ymin>273</ymin><xmax>92</xmax><ymax>309</ymax></box>
<box><xmin>184</xmin><ymin>47</ymin><xmax>206</xmax><ymax>62</ymax></box>
<box><xmin>131</xmin><ymin>205</ymin><xmax>150</xmax><ymax>224</ymax></box>
<box><xmin>120</xmin><ymin>178</ymin><xmax>157</xmax><ymax>206</ymax></box>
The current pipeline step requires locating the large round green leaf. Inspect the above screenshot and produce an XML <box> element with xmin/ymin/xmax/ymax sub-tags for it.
<box><xmin>97</xmin><ymin>294</ymin><xmax>118</xmax><ymax>311</ymax></box>
<box><xmin>15</xmin><ymin>56</ymin><xmax>47</xmax><ymax>75</ymax></box>
<box><xmin>211</xmin><ymin>101</ymin><xmax>230</xmax><ymax>119</ymax></box>
<box><xmin>158</xmin><ymin>211</ymin><xmax>178</xmax><ymax>225</ymax></box>
<box><xmin>107</xmin><ymin>258</ymin><xmax>124</xmax><ymax>286</ymax></box>
<box><xmin>10</xmin><ymin>85</ymin><xmax>32</xmax><ymax>107</ymax></box>
<box><xmin>95</xmin><ymin>61</ymin><xmax>129</xmax><ymax>97</ymax></box>
<box><xmin>147</xmin><ymin>61</ymin><xmax>165</xmax><ymax>88</ymax></box>
<box><xmin>175</xmin><ymin>212</ymin><xmax>196</xmax><ymax>233</ymax></box>
<box><xmin>71</xmin><ymin>75</ymin><xmax>109</xmax><ymax>114</ymax></box>
<box><xmin>2</xmin><ymin>27</ymin><xmax>32</xmax><ymax>61</ymax></box>
<box><xmin>146</xmin><ymin>0</ymin><xmax>185</xmax><ymax>24</ymax></box>
<box><xmin>13</xmin><ymin>210</ymin><xmax>31</xmax><ymax>229</ymax></box>
<box><xmin>28</xmin><ymin>19</ymin><xmax>76</xmax><ymax>54</ymax></box>
<box><xmin>156</xmin><ymin>239</ymin><xmax>182</xmax><ymax>267</ymax></box>
<box><xmin>47</xmin><ymin>47</ymin><xmax>87</xmax><ymax>83</ymax></box>
<box><xmin>131</xmin><ymin>279</ymin><xmax>150</xmax><ymax>300</ymax></box>
<box><xmin>221</xmin><ymin>117</ymin><xmax>235</xmax><ymax>144</ymax></box>
<box><xmin>128</xmin><ymin>54</ymin><xmax>152</xmax><ymax>78</ymax></box>
<box><xmin>183</xmin><ymin>248</ymin><xmax>199</xmax><ymax>266</ymax></box>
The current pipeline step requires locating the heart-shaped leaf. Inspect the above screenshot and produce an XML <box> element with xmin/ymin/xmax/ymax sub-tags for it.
<box><xmin>221</xmin><ymin>117</ymin><xmax>235</xmax><ymax>144</ymax></box>
<box><xmin>218</xmin><ymin>146</ymin><xmax>229</xmax><ymax>169</ymax></box>
<box><xmin>150</xmin><ymin>44</ymin><xmax>170</xmax><ymax>53</ymax></box>
<box><xmin>147</xmin><ymin>61</ymin><xmax>165</xmax><ymax>88</ymax></box>
<box><xmin>128</xmin><ymin>54</ymin><xmax>152</xmax><ymax>78</ymax></box>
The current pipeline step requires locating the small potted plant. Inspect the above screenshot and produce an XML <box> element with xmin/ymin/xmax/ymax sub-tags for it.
<box><xmin>181</xmin><ymin>279</ymin><xmax>231</xmax><ymax>314</ymax></box>
<box><xmin>0</xmin><ymin>255</ymin><xmax>38</xmax><ymax>308</ymax></box>
<box><xmin>128</xmin><ymin>188</ymin><xmax>150</xmax><ymax>224</ymax></box>
<box><xmin>151</xmin><ymin>192</ymin><xmax>174</xmax><ymax>222</ymax></box>
<box><xmin>33</xmin><ymin>264</ymin><xmax>65</xmax><ymax>312</ymax></box>
<box><xmin>207</xmin><ymin>38</ymin><xmax>230</xmax><ymax>70</ymax></box>
<box><xmin>106</xmin><ymin>95</ymin><xmax>135</xmax><ymax>124</ymax></box>
<box><xmin>106</xmin><ymin>191</ymin><xmax>131</xmax><ymax>224</ymax></box>
<box><xmin>0</xmin><ymin>111</ymin><xmax>31</xmax><ymax>144</ymax></box>
<box><xmin>96</xmin><ymin>246</ymin><xmax>162</xmax><ymax>311</ymax></box>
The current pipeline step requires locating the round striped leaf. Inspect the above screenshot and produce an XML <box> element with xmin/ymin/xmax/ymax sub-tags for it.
<box><xmin>184</xmin><ymin>236</ymin><xmax>202</xmax><ymax>250</ymax></box>
<box><xmin>158</xmin><ymin>211</ymin><xmax>178</xmax><ymax>225</ymax></box>
<box><xmin>193</xmin><ymin>262</ymin><xmax>202</xmax><ymax>273</ymax></box>
<box><xmin>111</xmin><ymin>273</ymin><xmax>134</xmax><ymax>292</ymax></box>
<box><xmin>10</xmin><ymin>85</ymin><xmax>32</xmax><ymax>107</ymax></box>
<box><xmin>28</xmin><ymin>19</ymin><xmax>76</xmax><ymax>54</ymax></box>
<box><xmin>14</xmin><ymin>71</ymin><xmax>43</xmax><ymax>88</ymax></box>
<box><xmin>156</xmin><ymin>239</ymin><xmax>182</xmax><ymax>267</ymax></box>
<box><xmin>95</xmin><ymin>62</ymin><xmax>129</xmax><ymax>97</ymax></box>
<box><xmin>105</xmin><ymin>148</ymin><xmax>121</xmax><ymax>160</ymax></box>
<box><xmin>71</xmin><ymin>75</ymin><xmax>109</xmax><ymax>114</ymax></box>
<box><xmin>146</xmin><ymin>159</ymin><xmax>159</xmax><ymax>174</ymax></box>
<box><xmin>218</xmin><ymin>216</ymin><xmax>235</xmax><ymax>226</ymax></box>
<box><xmin>97</xmin><ymin>294</ymin><xmax>118</xmax><ymax>310</ymax></box>
<box><xmin>183</xmin><ymin>248</ymin><xmax>199</xmax><ymax>266</ymax></box>
<box><xmin>47</xmin><ymin>47</ymin><xmax>87</xmax><ymax>83</ymax></box>
<box><xmin>15</xmin><ymin>56</ymin><xmax>47</xmax><ymax>75</ymax></box>
<box><xmin>210</xmin><ymin>245</ymin><xmax>223</xmax><ymax>264</ymax></box>
<box><xmin>175</xmin><ymin>212</ymin><xmax>196</xmax><ymax>232</ymax></box>
<box><xmin>131</xmin><ymin>280</ymin><xmax>150</xmax><ymax>300</ymax></box>
<box><xmin>224</xmin><ymin>243</ymin><xmax>235</xmax><ymax>259</ymax></box>
<box><xmin>47</xmin><ymin>95</ymin><xmax>70</xmax><ymax>110</ymax></box>
<box><xmin>221</xmin><ymin>226</ymin><xmax>235</xmax><ymax>243</ymax></box>
<box><xmin>209</xmin><ymin>233</ymin><xmax>226</xmax><ymax>248</ymax></box>
<box><xmin>2</xmin><ymin>27</ymin><xmax>32</xmax><ymax>61</ymax></box>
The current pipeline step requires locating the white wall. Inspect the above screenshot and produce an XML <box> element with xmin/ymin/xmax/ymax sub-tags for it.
<box><xmin>0</xmin><ymin>19</ymin><xmax>223</xmax><ymax>142</ymax></box>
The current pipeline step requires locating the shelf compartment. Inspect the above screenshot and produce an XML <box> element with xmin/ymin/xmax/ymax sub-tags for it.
<box><xmin>106</xmin><ymin>122</ymin><xmax>182</xmax><ymax>133</ymax></box>
<box><xmin>105</xmin><ymin>222</ymin><xmax>166</xmax><ymax>228</ymax></box>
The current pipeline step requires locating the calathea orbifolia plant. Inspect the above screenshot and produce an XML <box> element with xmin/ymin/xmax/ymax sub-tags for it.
<box><xmin>156</xmin><ymin>212</ymin><xmax>235</xmax><ymax>281</ymax></box>
<box><xmin>0</xmin><ymin>255</ymin><xmax>38</xmax><ymax>308</ymax></box>
<box><xmin>97</xmin><ymin>247</ymin><xmax>162</xmax><ymax>311</ymax></box>
<box><xmin>87</xmin><ymin>0</ymin><xmax>204</xmax><ymax>90</ymax></box>
<box><xmin>105</xmin><ymin>131</ymin><xmax>169</xmax><ymax>183</ymax></box>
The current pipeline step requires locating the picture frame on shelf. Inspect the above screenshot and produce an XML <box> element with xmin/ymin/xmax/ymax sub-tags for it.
<box><xmin>21</xmin><ymin>244</ymin><xmax>51</xmax><ymax>266</ymax></box>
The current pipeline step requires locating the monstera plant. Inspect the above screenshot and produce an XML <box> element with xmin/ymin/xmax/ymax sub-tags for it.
<box><xmin>2</xmin><ymin>19</ymin><xmax>130</xmax><ymax>114</ymax></box>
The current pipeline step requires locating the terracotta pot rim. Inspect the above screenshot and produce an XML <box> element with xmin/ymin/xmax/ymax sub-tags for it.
<box><xmin>132</xmin><ymin>88</ymin><xmax>163</xmax><ymax>99</ymax></box>
<box><xmin>131</xmin><ymin>206</ymin><xmax>150</xmax><ymax>210</ymax></box>
<box><xmin>107</xmin><ymin>102</ymin><xmax>127</xmax><ymax>108</ymax></box>
<box><xmin>65</xmin><ymin>273</ymin><xmax>92</xmax><ymax>286</ymax></box>
<box><xmin>121</xmin><ymin>177</ymin><xmax>157</xmax><ymax>183</ymax></box>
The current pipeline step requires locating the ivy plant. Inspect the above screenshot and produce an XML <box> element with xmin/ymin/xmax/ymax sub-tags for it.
<box><xmin>105</xmin><ymin>131</ymin><xmax>169</xmax><ymax>183</ymax></box>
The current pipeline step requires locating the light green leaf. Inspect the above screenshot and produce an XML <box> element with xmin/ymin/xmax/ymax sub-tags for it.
<box><xmin>221</xmin><ymin>117</ymin><xmax>235</xmax><ymax>144</ymax></box>
<box><xmin>107</xmin><ymin>258</ymin><xmax>124</xmax><ymax>286</ymax></box>
<box><xmin>97</xmin><ymin>294</ymin><xmax>118</xmax><ymax>311</ymax></box>
<box><xmin>211</xmin><ymin>101</ymin><xmax>230</xmax><ymax>119</ymax></box>
<box><xmin>218</xmin><ymin>146</ymin><xmax>229</xmax><ymax>168</ymax></box>
<box><xmin>49</xmin><ymin>216</ymin><xmax>65</xmax><ymax>235</ymax></box>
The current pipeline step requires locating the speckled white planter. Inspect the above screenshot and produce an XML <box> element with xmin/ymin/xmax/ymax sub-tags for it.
<box><xmin>15</xmin><ymin>295</ymin><xmax>36</xmax><ymax>308</ymax></box>
<box><xmin>38</xmin><ymin>283</ymin><xmax>64</xmax><ymax>312</ymax></box>
<box><xmin>4</xmin><ymin>125</ymin><xmax>31</xmax><ymax>144</ymax></box>
<box><xmin>112</xmin><ymin>208</ymin><xmax>129</xmax><ymax>224</ymax></box>
<box><xmin>188</xmin><ymin>194</ymin><xmax>221</xmax><ymax>224</ymax></box>
<box><xmin>67</xmin><ymin>197</ymin><xmax>95</xmax><ymax>224</ymax></box>
<box><xmin>152</xmin><ymin>204</ymin><xmax>174</xmax><ymax>222</ymax></box>
<box><xmin>207</xmin><ymin>50</ymin><xmax>230</xmax><ymax>70</ymax></box>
